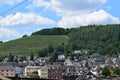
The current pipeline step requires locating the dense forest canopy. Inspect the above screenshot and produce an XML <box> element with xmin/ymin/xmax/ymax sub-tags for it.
<box><xmin>68</xmin><ymin>24</ymin><xmax>120</xmax><ymax>55</ymax></box>
<box><xmin>31</xmin><ymin>27</ymin><xmax>72</xmax><ymax>35</ymax></box>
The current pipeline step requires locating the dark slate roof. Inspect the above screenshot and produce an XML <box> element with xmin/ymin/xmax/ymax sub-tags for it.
<box><xmin>0</xmin><ymin>66</ymin><xmax>15</xmax><ymax>70</ymax></box>
<box><xmin>87</xmin><ymin>71</ymin><xmax>94</xmax><ymax>75</ymax></box>
<box><xmin>0</xmin><ymin>62</ymin><xmax>18</xmax><ymax>66</ymax></box>
<box><xmin>95</xmin><ymin>60</ymin><xmax>105</xmax><ymax>63</ymax></box>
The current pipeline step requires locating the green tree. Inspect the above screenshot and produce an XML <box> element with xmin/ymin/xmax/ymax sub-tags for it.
<box><xmin>49</xmin><ymin>50</ymin><xmax>58</xmax><ymax>62</ymax></box>
<box><xmin>0</xmin><ymin>55</ymin><xmax>6</xmax><ymax>62</ymax></box>
<box><xmin>22</xmin><ymin>35</ymin><xmax>28</xmax><ymax>38</ymax></box>
<box><xmin>86</xmin><ymin>62</ymin><xmax>89</xmax><ymax>68</ymax></box>
<box><xmin>27</xmin><ymin>71</ymin><xmax>39</xmax><ymax>78</ymax></box>
<box><xmin>19</xmin><ymin>56</ymin><xmax>27</xmax><ymax>62</ymax></box>
<box><xmin>56</xmin><ymin>45</ymin><xmax>64</xmax><ymax>53</ymax></box>
<box><xmin>113</xmin><ymin>67</ymin><xmax>120</xmax><ymax>75</ymax></box>
<box><xmin>102</xmin><ymin>66</ymin><xmax>110</xmax><ymax>76</ymax></box>
<box><xmin>30</xmin><ymin>52</ymin><xmax>34</xmax><ymax>61</ymax></box>
<box><xmin>38</xmin><ymin>48</ymin><xmax>48</xmax><ymax>57</ymax></box>
<box><xmin>0</xmin><ymin>41</ymin><xmax>3</xmax><ymax>43</ymax></box>
<box><xmin>8</xmin><ymin>53</ymin><xmax>14</xmax><ymax>62</ymax></box>
<box><xmin>31</xmin><ymin>27</ymin><xmax>68</xmax><ymax>35</ymax></box>
<box><xmin>47</xmin><ymin>44</ymin><xmax>54</xmax><ymax>54</ymax></box>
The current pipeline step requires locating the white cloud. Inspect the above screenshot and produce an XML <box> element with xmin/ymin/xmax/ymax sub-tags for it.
<box><xmin>58</xmin><ymin>10</ymin><xmax>120</xmax><ymax>28</ymax></box>
<box><xmin>0</xmin><ymin>12</ymin><xmax>55</xmax><ymax>27</ymax></box>
<box><xmin>0</xmin><ymin>12</ymin><xmax>55</xmax><ymax>41</ymax></box>
<box><xmin>28</xmin><ymin>0</ymin><xmax>50</xmax><ymax>9</ymax></box>
<box><xmin>0</xmin><ymin>28</ymin><xmax>21</xmax><ymax>41</ymax></box>
<box><xmin>25</xmin><ymin>0</ymin><xmax>120</xmax><ymax>28</ymax></box>
<box><xmin>51</xmin><ymin>0</ymin><xmax>107</xmax><ymax>13</ymax></box>
<box><xmin>49</xmin><ymin>0</ymin><xmax>120</xmax><ymax>27</ymax></box>
<box><xmin>30</xmin><ymin>0</ymin><xmax>107</xmax><ymax>14</ymax></box>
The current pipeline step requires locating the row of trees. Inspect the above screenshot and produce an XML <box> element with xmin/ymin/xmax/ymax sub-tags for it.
<box><xmin>102</xmin><ymin>66</ymin><xmax>120</xmax><ymax>76</ymax></box>
<box><xmin>38</xmin><ymin>44</ymin><xmax>66</xmax><ymax>62</ymax></box>
<box><xmin>31</xmin><ymin>27</ymin><xmax>74</xmax><ymax>35</ymax></box>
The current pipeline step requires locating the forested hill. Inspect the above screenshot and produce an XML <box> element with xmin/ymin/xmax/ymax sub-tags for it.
<box><xmin>31</xmin><ymin>24</ymin><xmax>120</xmax><ymax>56</ymax></box>
<box><xmin>68</xmin><ymin>24</ymin><xmax>120</xmax><ymax>55</ymax></box>
<box><xmin>0</xmin><ymin>24</ymin><xmax>120</xmax><ymax>57</ymax></box>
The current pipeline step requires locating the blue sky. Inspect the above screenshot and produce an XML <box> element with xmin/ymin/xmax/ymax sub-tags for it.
<box><xmin>0</xmin><ymin>0</ymin><xmax>120</xmax><ymax>41</ymax></box>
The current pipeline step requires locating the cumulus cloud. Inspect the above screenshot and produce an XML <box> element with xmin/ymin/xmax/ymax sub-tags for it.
<box><xmin>0</xmin><ymin>12</ymin><xmax>55</xmax><ymax>41</ymax></box>
<box><xmin>49</xmin><ymin>0</ymin><xmax>120</xmax><ymax>28</ymax></box>
<box><xmin>0</xmin><ymin>12</ymin><xmax>55</xmax><ymax>27</ymax></box>
<box><xmin>30</xmin><ymin>0</ymin><xmax>107</xmax><ymax>14</ymax></box>
<box><xmin>0</xmin><ymin>28</ymin><xmax>21</xmax><ymax>41</ymax></box>
<box><xmin>28</xmin><ymin>0</ymin><xmax>50</xmax><ymax>9</ymax></box>
<box><xmin>51</xmin><ymin>0</ymin><xmax>107</xmax><ymax>14</ymax></box>
<box><xmin>29</xmin><ymin>0</ymin><xmax>120</xmax><ymax>28</ymax></box>
<box><xmin>58</xmin><ymin>10</ymin><xmax>120</xmax><ymax>28</ymax></box>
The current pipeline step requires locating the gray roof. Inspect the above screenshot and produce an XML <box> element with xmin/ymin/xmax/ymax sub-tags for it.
<box><xmin>48</xmin><ymin>64</ymin><xmax>62</xmax><ymax>69</ymax></box>
<box><xmin>0</xmin><ymin>66</ymin><xmax>15</xmax><ymax>70</ymax></box>
<box><xmin>25</xmin><ymin>66</ymin><xmax>42</xmax><ymax>69</ymax></box>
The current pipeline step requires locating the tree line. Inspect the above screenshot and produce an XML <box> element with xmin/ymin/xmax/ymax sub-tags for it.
<box><xmin>31</xmin><ymin>27</ymin><xmax>72</xmax><ymax>35</ymax></box>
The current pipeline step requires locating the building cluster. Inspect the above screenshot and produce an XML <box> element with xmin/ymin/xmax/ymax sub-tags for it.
<box><xmin>0</xmin><ymin>52</ymin><xmax>120</xmax><ymax>80</ymax></box>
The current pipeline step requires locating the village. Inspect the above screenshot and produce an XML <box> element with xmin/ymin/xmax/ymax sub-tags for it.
<box><xmin>0</xmin><ymin>50</ymin><xmax>120</xmax><ymax>80</ymax></box>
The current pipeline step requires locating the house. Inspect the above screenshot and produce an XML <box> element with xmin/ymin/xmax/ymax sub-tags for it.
<box><xmin>15</xmin><ymin>66</ymin><xmax>24</xmax><ymax>77</ymax></box>
<box><xmin>76</xmin><ymin>76</ymin><xmax>83</xmax><ymax>80</ymax></box>
<box><xmin>36</xmin><ymin>58</ymin><xmax>47</xmax><ymax>66</ymax></box>
<box><xmin>0</xmin><ymin>66</ymin><xmax>15</xmax><ymax>77</ymax></box>
<box><xmin>0</xmin><ymin>62</ymin><xmax>18</xmax><ymax>66</ymax></box>
<box><xmin>82</xmin><ymin>50</ymin><xmax>89</xmax><ymax>54</ymax></box>
<box><xmin>85</xmin><ymin>71</ymin><xmax>95</xmax><ymax>79</ymax></box>
<box><xmin>63</xmin><ymin>63</ymin><xmax>84</xmax><ymax>76</ymax></box>
<box><xmin>38</xmin><ymin>65</ymin><xmax>48</xmax><ymax>79</ymax></box>
<box><xmin>0</xmin><ymin>75</ymin><xmax>11</xmax><ymax>80</ymax></box>
<box><xmin>64</xmin><ymin>59</ymin><xmax>73</xmax><ymax>66</ymax></box>
<box><xmin>73</xmin><ymin>50</ymin><xmax>81</xmax><ymax>54</ymax></box>
<box><xmin>91</xmin><ymin>53</ymin><xmax>101</xmax><ymax>58</ymax></box>
<box><xmin>55</xmin><ymin>59</ymin><xmax>65</xmax><ymax>65</ymax></box>
<box><xmin>63</xmin><ymin>66</ymin><xmax>75</xmax><ymax>76</ymax></box>
<box><xmin>58</xmin><ymin>55</ymin><xmax>65</xmax><ymax>60</ymax></box>
<box><xmin>38</xmin><ymin>64</ymin><xmax>63</xmax><ymax>80</ymax></box>
<box><xmin>48</xmin><ymin>65</ymin><xmax>62</xmax><ymax>80</ymax></box>
<box><xmin>95</xmin><ymin>59</ymin><xmax>105</xmax><ymax>65</ymax></box>
<box><xmin>25</xmin><ymin>66</ymin><xmax>42</xmax><ymax>76</ymax></box>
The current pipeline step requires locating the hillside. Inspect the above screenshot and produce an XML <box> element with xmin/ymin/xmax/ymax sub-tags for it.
<box><xmin>0</xmin><ymin>24</ymin><xmax>120</xmax><ymax>58</ymax></box>
<box><xmin>0</xmin><ymin>35</ymin><xmax>68</xmax><ymax>56</ymax></box>
<box><xmin>68</xmin><ymin>24</ymin><xmax>120</xmax><ymax>55</ymax></box>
